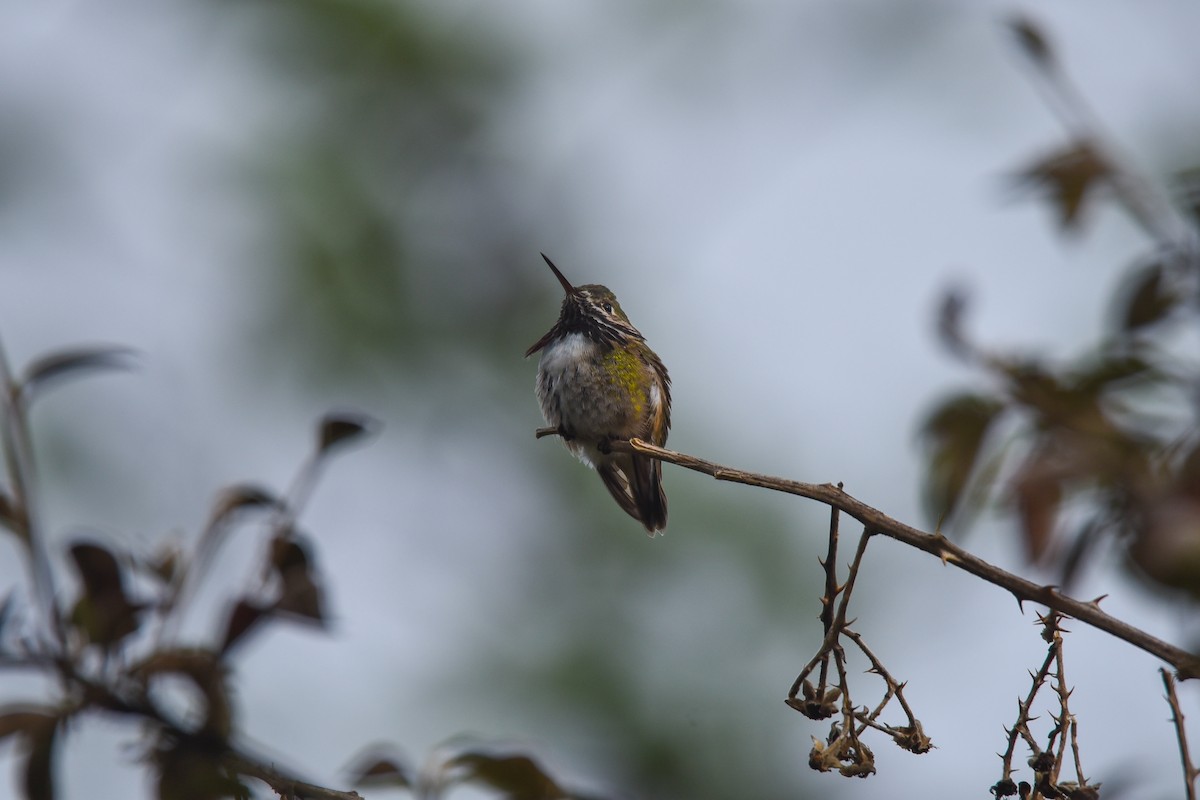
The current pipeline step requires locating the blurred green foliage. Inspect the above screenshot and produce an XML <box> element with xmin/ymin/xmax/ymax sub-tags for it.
<box><xmin>199</xmin><ymin>1</ymin><xmax>823</xmax><ymax>798</ymax></box>
<box><xmin>227</xmin><ymin>0</ymin><xmax>546</xmax><ymax>384</ymax></box>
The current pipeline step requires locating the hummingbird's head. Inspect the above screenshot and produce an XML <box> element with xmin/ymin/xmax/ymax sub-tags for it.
<box><xmin>525</xmin><ymin>254</ymin><xmax>644</xmax><ymax>356</ymax></box>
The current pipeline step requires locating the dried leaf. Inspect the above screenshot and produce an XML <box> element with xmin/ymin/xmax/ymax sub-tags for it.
<box><xmin>0</xmin><ymin>491</ymin><xmax>25</xmax><ymax>541</ymax></box>
<box><xmin>274</xmin><ymin>572</ymin><xmax>324</xmax><ymax>622</ymax></box>
<box><xmin>270</xmin><ymin>538</ymin><xmax>325</xmax><ymax>624</ymax></box>
<box><xmin>348</xmin><ymin>747</ymin><xmax>412</xmax><ymax>790</ymax></box>
<box><xmin>1057</xmin><ymin>782</ymin><xmax>1100</xmax><ymax>800</ymax></box>
<box><xmin>1000</xmin><ymin>359</ymin><xmax>1113</xmax><ymax>437</ymax></box>
<box><xmin>888</xmin><ymin>722</ymin><xmax>933</xmax><ymax>754</ymax></box>
<box><xmin>1015</xmin><ymin>141</ymin><xmax>1111</xmax><ymax>231</ymax></box>
<box><xmin>131</xmin><ymin>647</ymin><xmax>219</xmax><ymax>678</ymax></box>
<box><xmin>1069</xmin><ymin>353</ymin><xmax>1156</xmax><ymax>396</ymax></box>
<box><xmin>317</xmin><ymin>412</ymin><xmax>378</xmax><ymax>456</ymax></box>
<box><xmin>1059</xmin><ymin>517</ymin><xmax>1107</xmax><ymax>591</ymax></box>
<box><xmin>205</xmin><ymin>484</ymin><xmax>280</xmax><ymax>529</ymax></box>
<box><xmin>0</xmin><ymin>592</ymin><xmax>13</xmax><ymax>646</ymax></box>
<box><xmin>992</xmin><ymin>777</ymin><xmax>1020</xmax><ymax>798</ymax></box>
<box><xmin>270</xmin><ymin>534</ymin><xmax>310</xmax><ymax>572</ymax></box>
<box><xmin>999</xmin><ymin>359</ymin><xmax>1060</xmax><ymax>410</ymax></box>
<box><xmin>1116</xmin><ymin>259</ymin><xmax>1178</xmax><ymax>333</ymax></box>
<box><xmin>145</xmin><ymin>544</ymin><xmax>181</xmax><ymax>586</ymax></box>
<box><xmin>1177</xmin><ymin>442</ymin><xmax>1200</xmax><ymax>497</ymax></box>
<box><xmin>1012</xmin><ymin>454</ymin><xmax>1065</xmax><ymax>564</ymax></box>
<box><xmin>808</xmin><ymin>736</ymin><xmax>838</xmax><ymax>773</ymax></box>
<box><xmin>935</xmin><ymin>286</ymin><xmax>972</xmax><ymax>360</ymax></box>
<box><xmin>219</xmin><ymin>599</ymin><xmax>273</xmax><ymax>655</ymax></box>
<box><xmin>0</xmin><ymin>711</ymin><xmax>62</xmax><ymax>800</ymax></box>
<box><xmin>68</xmin><ymin>541</ymin><xmax>142</xmax><ymax>649</ymax></box>
<box><xmin>69</xmin><ymin>542</ymin><xmax>125</xmax><ymax>598</ymax></box>
<box><xmin>19</xmin><ymin>345</ymin><xmax>135</xmax><ymax>401</ymax></box>
<box><xmin>155</xmin><ymin>738</ymin><xmax>247</xmax><ymax>800</ymax></box>
<box><xmin>1008</xmin><ymin>16</ymin><xmax>1055</xmax><ymax>70</ymax></box>
<box><xmin>192</xmin><ymin>485</ymin><xmax>282</xmax><ymax>598</ymax></box>
<box><xmin>22</xmin><ymin>713</ymin><xmax>57</xmax><ymax>800</ymax></box>
<box><xmin>919</xmin><ymin>393</ymin><xmax>1006</xmax><ymax>530</ymax></box>
<box><xmin>447</xmin><ymin>751</ymin><xmax>567</xmax><ymax>800</ymax></box>
<box><xmin>0</xmin><ymin>709</ymin><xmax>55</xmax><ymax>742</ymax></box>
<box><xmin>355</xmin><ymin>759</ymin><xmax>411</xmax><ymax>787</ymax></box>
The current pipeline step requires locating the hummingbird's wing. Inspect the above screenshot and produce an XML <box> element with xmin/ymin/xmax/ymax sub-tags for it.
<box><xmin>631</xmin><ymin>359</ymin><xmax>669</xmax><ymax>535</ymax></box>
<box><xmin>599</xmin><ymin>455</ymin><xmax>667</xmax><ymax>536</ymax></box>
<box><xmin>597</xmin><ymin>461</ymin><xmax>640</xmax><ymax>522</ymax></box>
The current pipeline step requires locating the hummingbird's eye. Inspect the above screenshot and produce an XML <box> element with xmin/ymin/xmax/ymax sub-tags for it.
<box><xmin>603</xmin><ymin>302</ymin><xmax>614</xmax><ymax>314</ymax></box>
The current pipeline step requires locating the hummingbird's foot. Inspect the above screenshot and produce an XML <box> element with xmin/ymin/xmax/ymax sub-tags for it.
<box><xmin>534</xmin><ymin>425</ymin><xmax>575</xmax><ymax>441</ymax></box>
<box><xmin>596</xmin><ymin>436</ymin><xmax>617</xmax><ymax>455</ymax></box>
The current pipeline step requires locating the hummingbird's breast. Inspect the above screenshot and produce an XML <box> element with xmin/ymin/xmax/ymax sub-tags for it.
<box><xmin>535</xmin><ymin>331</ymin><xmax>647</xmax><ymax>451</ymax></box>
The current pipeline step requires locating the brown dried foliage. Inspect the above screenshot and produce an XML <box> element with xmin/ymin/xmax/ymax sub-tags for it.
<box><xmin>0</xmin><ymin>351</ymin><xmax>380</xmax><ymax>800</ymax></box>
<box><xmin>0</xmin><ymin>342</ymin><xmax>596</xmax><ymax>800</ymax></box>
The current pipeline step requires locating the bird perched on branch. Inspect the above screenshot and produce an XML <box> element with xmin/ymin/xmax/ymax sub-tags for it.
<box><xmin>526</xmin><ymin>254</ymin><xmax>672</xmax><ymax>534</ymax></box>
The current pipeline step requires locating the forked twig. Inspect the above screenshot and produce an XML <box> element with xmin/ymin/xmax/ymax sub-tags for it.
<box><xmin>991</xmin><ymin>614</ymin><xmax>1094</xmax><ymax>799</ymax></box>
<box><xmin>841</xmin><ymin>628</ymin><xmax>929</xmax><ymax>753</ymax></box>
<box><xmin>781</xmin><ymin>502</ymin><xmax>930</xmax><ymax>776</ymax></box>
<box><xmin>1048</xmin><ymin>623</ymin><xmax>1086</xmax><ymax>790</ymax></box>
<box><xmin>597</xmin><ymin>436</ymin><xmax>1200</xmax><ymax>679</ymax></box>
<box><xmin>1163</xmin><ymin>668</ymin><xmax>1199</xmax><ymax>800</ymax></box>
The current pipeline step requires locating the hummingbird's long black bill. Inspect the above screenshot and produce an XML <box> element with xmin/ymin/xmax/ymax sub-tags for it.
<box><xmin>525</xmin><ymin>253</ymin><xmax>577</xmax><ymax>357</ymax></box>
<box><xmin>541</xmin><ymin>253</ymin><xmax>576</xmax><ymax>295</ymax></box>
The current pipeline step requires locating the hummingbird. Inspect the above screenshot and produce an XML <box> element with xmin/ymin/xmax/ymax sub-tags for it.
<box><xmin>526</xmin><ymin>254</ymin><xmax>672</xmax><ymax>534</ymax></box>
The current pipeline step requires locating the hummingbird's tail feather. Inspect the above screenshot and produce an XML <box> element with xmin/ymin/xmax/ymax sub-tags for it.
<box><xmin>597</xmin><ymin>455</ymin><xmax>667</xmax><ymax>535</ymax></box>
<box><xmin>629</xmin><ymin>454</ymin><xmax>668</xmax><ymax>535</ymax></box>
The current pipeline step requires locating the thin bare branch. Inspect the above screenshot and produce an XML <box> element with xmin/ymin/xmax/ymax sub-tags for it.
<box><xmin>788</xmin><ymin>529</ymin><xmax>873</xmax><ymax>703</ymax></box>
<box><xmin>227</xmin><ymin>753</ymin><xmax>364</xmax><ymax>800</ymax></box>
<box><xmin>1000</xmin><ymin>640</ymin><xmax>1056</xmax><ymax>786</ymax></box>
<box><xmin>842</xmin><ymin>628</ymin><xmax>932</xmax><ymax>753</ymax></box>
<box><xmin>1163</xmin><ymin>668</ymin><xmax>1198</xmax><ymax>800</ymax></box>
<box><xmin>0</xmin><ymin>337</ymin><xmax>63</xmax><ymax>653</ymax></box>
<box><xmin>595</xmin><ymin>436</ymin><xmax>1200</xmax><ymax>679</ymax></box>
<box><xmin>832</xmin><ymin>530</ymin><xmax>872</xmax><ymax>633</ymax></box>
<box><xmin>817</xmin><ymin>503</ymin><xmax>840</xmax><ymax>691</ymax></box>
<box><xmin>820</xmin><ymin>504</ymin><xmax>840</xmax><ymax>633</ymax></box>
<box><xmin>784</xmin><ymin>509</ymin><xmax>928</xmax><ymax>769</ymax></box>
<box><xmin>1049</xmin><ymin>624</ymin><xmax>1090</xmax><ymax>790</ymax></box>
